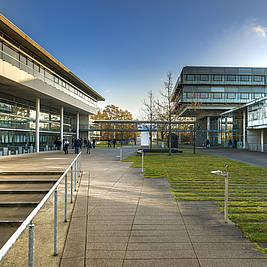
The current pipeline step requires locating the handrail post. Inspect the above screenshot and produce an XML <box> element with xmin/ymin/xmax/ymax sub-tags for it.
<box><xmin>120</xmin><ymin>147</ymin><xmax>122</xmax><ymax>161</ymax></box>
<box><xmin>74</xmin><ymin>160</ymin><xmax>77</xmax><ymax>191</ymax></box>
<box><xmin>225</xmin><ymin>166</ymin><xmax>229</xmax><ymax>223</ymax></box>
<box><xmin>142</xmin><ymin>150</ymin><xmax>144</xmax><ymax>173</ymax></box>
<box><xmin>54</xmin><ymin>189</ymin><xmax>58</xmax><ymax>255</ymax></box>
<box><xmin>28</xmin><ymin>221</ymin><xmax>35</xmax><ymax>267</ymax></box>
<box><xmin>79</xmin><ymin>156</ymin><xmax>81</xmax><ymax>177</ymax></box>
<box><xmin>70</xmin><ymin>166</ymin><xmax>73</xmax><ymax>203</ymax></box>
<box><xmin>64</xmin><ymin>174</ymin><xmax>67</xmax><ymax>222</ymax></box>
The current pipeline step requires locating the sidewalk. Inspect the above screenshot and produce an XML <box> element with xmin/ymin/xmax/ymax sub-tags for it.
<box><xmin>61</xmin><ymin>147</ymin><xmax>266</xmax><ymax>267</ymax></box>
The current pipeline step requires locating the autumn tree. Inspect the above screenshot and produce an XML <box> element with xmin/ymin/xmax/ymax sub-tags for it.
<box><xmin>92</xmin><ymin>105</ymin><xmax>135</xmax><ymax>141</ymax></box>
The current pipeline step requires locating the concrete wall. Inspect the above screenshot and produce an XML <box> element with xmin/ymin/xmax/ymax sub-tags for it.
<box><xmin>0</xmin><ymin>59</ymin><xmax>97</xmax><ymax>115</ymax></box>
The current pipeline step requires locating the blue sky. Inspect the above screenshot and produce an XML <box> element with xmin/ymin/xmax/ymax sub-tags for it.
<box><xmin>2</xmin><ymin>0</ymin><xmax>267</xmax><ymax>117</ymax></box>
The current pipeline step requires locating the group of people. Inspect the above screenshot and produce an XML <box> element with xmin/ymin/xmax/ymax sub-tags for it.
<box><xmin>54</xmin><ymin>137</ymin><xmax>96</xmax><ymax>154</ymax></box>
<box><xmin>107</xmin><ymin>139</ymin><xmax>116</xmax><ymax>148</ymax></box>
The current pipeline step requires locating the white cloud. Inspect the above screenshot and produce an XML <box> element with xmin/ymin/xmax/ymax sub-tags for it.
<box><xmin>104</xmin><ymin>89</ymin><xmax>111</xmax><ymax>93</ymax></box>
<box><xmin>252</xmin><ymin>25</ymin><xmax>267</xmax><ymax>38</ymax></box>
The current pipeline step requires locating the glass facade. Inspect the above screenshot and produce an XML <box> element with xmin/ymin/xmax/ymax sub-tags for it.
<box><xmin>0</xmin><ymin>100</ymin><xmax>76</xmax><ymax>153</ymax></box>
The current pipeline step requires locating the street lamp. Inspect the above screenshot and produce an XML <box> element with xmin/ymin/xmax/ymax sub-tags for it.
<box><xmin>211</xmin><ymin>165</ymin><xmax>229</xmax><ymax>223</ymax></box>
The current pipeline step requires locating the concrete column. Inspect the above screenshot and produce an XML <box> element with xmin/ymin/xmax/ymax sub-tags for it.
<box><xmin>35</xmin><ymin>97</ymin><xmax>40</xmax><ymax>153</ymax></box>
<box><xmin>261</xmin><ymin>129</ymin><xmax>264</xmax><ymax>152</ymax></box>
<box><xmin>243</xmin><ymin>109</ymin><xmax>246</xmax><ymax>149</ymax></box>
<box><xmin>76</xmin><ymin>112</ymin><xmax>80</xmax><ymax>139</ymax></box>
<box><xmin>60</xmin><ymin>106</ymin><xmax>64</xmax><ymax>150</ymax></box>
<box><xmin>207</xmin><ymin>116</ymin><xmax>210</xmax><ymax>141</ymax></box>
<box><xmin>218</xmin><ymin>118</ymin><xmax>222</xmax><ymax>144</ymax></box>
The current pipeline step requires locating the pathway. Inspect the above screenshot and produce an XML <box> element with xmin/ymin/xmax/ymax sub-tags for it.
<box><xmin>61</xmin><ymin>147</ymin><xmax>266</xmax><ymax>267</ymax></box>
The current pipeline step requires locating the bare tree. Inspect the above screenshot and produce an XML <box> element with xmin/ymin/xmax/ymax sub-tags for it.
<box><xmin>155</xmin><ymin>72</ymin><xmax>174</xmax><ymax>155</ymax></box>
<box><xmin>141</xmin><ymin>90</ymin><xmax>155</xmax><ymax>149</ymax></box>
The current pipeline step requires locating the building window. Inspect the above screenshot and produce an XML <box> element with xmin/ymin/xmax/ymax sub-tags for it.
<box><xmin>254</xmin><ymin>93</ymin><xmax>262</xmax><ymax>98</ymax></box>
<box><xmin>213</xmin><ymin>93</ymin><xmax>222</xmax><ymax>99</ymax></box>
<box><xmin>253</xmin><ymin>75</ymin><xmax>264</xmax><ymax>82</ymax></box>
<box><xmin>186</xmin><ymin>92</ymin><xmax>194</xmax><ymax>98</ymax></box>
<box><xmin>200</xmin><ymin>75</ymin><xmax>209</xmax><ymax>81</ymax></box>
<box><xmin>54</xmin><ymin>76</ymin><xmax>59</xmax><ymax>84</ymax></box>
<box><xmin>240</xmin><ymin>75</ymin><xmax>250</xmax><ymax>82</ymax></box>
<box><xmin>226</xmin><ymin>75</ymin><xmax>236</xmax><ymax>81</ymax></box>
<box><xmin>227</xmin><ymin>93</ymin><xmax>236</xmax><ymax>99</ymax></box>
<box><xmin>200</xmin><ymin>92</ymin><xmax>208</xmax><ymax>99</ymax></box>
<box><xmin>241</xmin><ymin>93</ymin><xmax>249</xmax><ymax>99</ymax></box>
<box><xmin>213</xmin><ymin>75</ymin><xmax>222</xmax><ymax>81</ymax></box>
<box><xmin>185</xmin><ymin>74</ymin><xmax>194</xmax><ymax>81</ymax></box>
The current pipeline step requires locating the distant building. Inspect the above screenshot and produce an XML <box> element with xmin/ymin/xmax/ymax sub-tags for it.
<box><xmin>172</xmin><ymin>66</ymin><xmax>267</xmax><ymax>150</ymax></box>
<box><xmin>0</xmin><ymin>14</ymin><xmax>104</xmax><ymax>155</ymax></box>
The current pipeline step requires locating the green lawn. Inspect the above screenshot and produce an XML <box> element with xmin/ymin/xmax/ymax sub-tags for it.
<box><xmin>123</xmin><ymin>152</ymin><xmax>267</xmax><ymax>254</ymax></box>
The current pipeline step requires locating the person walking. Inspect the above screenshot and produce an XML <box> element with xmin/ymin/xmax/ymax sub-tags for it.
<box><xmin>54</xmin><ymin>137</ymin><xmax>61</xmax><ymax>150</ymax></box>
<box><xmin>112</xmin><ymin>139</ymin><xmax>116</xmax><ymax>148</ymax></box>
<box><xmin>87</xmin><ymin>140</ymin><xmax>92</xmax><ymax>154</ymax></box>
<box><xmin>92</xmin><ymin>138</ymin><xmax>96</xmax><ymax>149</ymax></box>
<box><xmin>107</xmin><ymin>140</ymin><xmax>112</xmax><ymax>148</ymax></box>
<box><xmin>63</xmin><ymin>139</ymin><xmax>69</xmax><ymax>154</ymax></box>
<box><xmin>74</xmin><ymin>138</ymin><xmax>80</xmax><ymax>154</ymax></box>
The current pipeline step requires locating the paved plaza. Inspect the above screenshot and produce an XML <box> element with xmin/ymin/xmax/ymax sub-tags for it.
<box><xmin>60</xmin><ymin>147</ymin><xmax>266</xmax><ymax>267</ymax></box>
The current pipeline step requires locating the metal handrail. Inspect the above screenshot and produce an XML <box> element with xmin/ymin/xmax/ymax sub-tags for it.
<box><xmin>0</xmin><ymin>151</ymin><xmax>82</xmax><ymax>264</ymax></box>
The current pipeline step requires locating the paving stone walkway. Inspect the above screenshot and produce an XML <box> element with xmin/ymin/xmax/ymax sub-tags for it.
<box><xmin>60</xmin><ymin>147</ymin><xmax>266</xmax><ymax>267</ymax></box>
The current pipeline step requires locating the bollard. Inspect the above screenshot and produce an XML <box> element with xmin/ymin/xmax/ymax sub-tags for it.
<box><xmin>65</xmin><ymin>174</ymin><xmax>67</xmax><ymax>222</ymax></box>
<box><xmin>224</xmin><ymin>165</ymin><xmax>229</xmax><ymax>223</ymax></box>
<box><xmin>142</xmin><ymin>151</ymin><xmax>144</xmax><ymax>173</ymax></box>
<box><xmin>120</xmin><ymin>148</ymin><xmax>122</xmax><ymax>161</ymax></box>
<box><xmin>71</xmin><ymin>166</ymin><xmax>73</xmax><ymax>203</ymax></box>
<box><xmin>28</xmin><ymin>221</ymin><xmax>35</xmax><ymax>267</ymax></box>
<box><xmin>54</xmin><ymin>189</ymin><xmax>58</xmax><ymax>255</ymax></box>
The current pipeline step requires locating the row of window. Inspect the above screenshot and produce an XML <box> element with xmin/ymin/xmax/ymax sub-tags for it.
<box><xmin>248</xmin><ymin>107</ymin><xmax>267</xmax><ymax>121</ymax></box>
<box><xmin>184</xmin><ymin>74</ymin><xmax>265</xmax><ymax>83</ymax></box>
<box><xmin>0</xmin><ymin>41</ymin><xmax>97</xmax><ymax>107</ymax></box>
<box><xmin>184</xmin><ymin>92</ymin><xmax>266</xmax><ymax>100</ymax></box>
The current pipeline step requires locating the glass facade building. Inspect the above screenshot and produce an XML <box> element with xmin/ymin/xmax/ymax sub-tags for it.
<box><xmin>0</xmin><ymin>14</ymin><xmax>104</xmax><ymax>155</ymax></box>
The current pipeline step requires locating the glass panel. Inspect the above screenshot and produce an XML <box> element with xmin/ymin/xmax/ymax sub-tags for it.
<box><xmin>253</xmin><ymin>75</ymin><xmax>264</xmax><ymax>82</ymax></box>
<box><xmin>213</xmin><ymin>93</ymin><xmax>222</xmax><ymax>99</ymax></box>
<box><xmin>200</xmin><ymin>92</ymin><xmax>208</xmax><ymax>99</ymax></box>
<box><xmin>213</xmin><ymin>75</ymin><xmax>222</xmax><ymax>81</ymax></box>
<box><xmin>241</xmin><ymin>93</ymin><xmax>249</xmax><ymax>99</ymax></box>
<box><xmin>240</xmin><ymin>75</ymin><xmax>249</xmax><ymax>82</ymax></box>
<box><xmin>227</xmin><ymin>93</ymin><xmax>236</xmax><ymax>99</ymax></box>
<box><xmin>226</xmin><ymin>75</ymin><xmax>236</xmax><ymax>81</ymax></box>
<box><xmin>185</xmin><ymin>74</ymin><xmax>194</xmax><ymax>81</ymax></box>
<box><xmin>200</xmin><ymin>75</ymin><xmax>209</xmax><ymax>81</ymax></box>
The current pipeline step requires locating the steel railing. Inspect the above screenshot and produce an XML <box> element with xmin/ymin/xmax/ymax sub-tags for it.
<box><xmin>0</xmin><ymin>151</ymin><xmax>82</xmax><ymax>266</ymax></box>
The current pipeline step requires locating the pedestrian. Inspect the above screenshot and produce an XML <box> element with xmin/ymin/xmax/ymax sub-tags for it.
<box><xmin>84</xmin><ymin>138</ymin><xmax>88</xmax><ymax>148</ymax></box>
<box><xmin>74</xmin><ymin>138</ymin><xmax>80</xmax><ymax>154</ymax></box>
<box><xmin>107</xmin><ymin>140</ymin><xmax>112</xmax><ymax>148</ymax></box>
<box><xmin>54</xmin><ymin>137</ymin><xmax>61</xmax><ymax>150</ymax></box>
<box><xmin>87</xmin><ymin>140</ymin><xmax>92</xmax><ymax>154</ymax></box>
<box><xmin>206</xmin><ymin>139</ymin><xmax>210</xmax><ymax>148</ymax></box>
<box><xmin>63</xmin><ymin>139</ymin><xmax>69</xmax><ymax>154</ymax></box>
<box><xmin>112</xmin><ymin>139</ymin><xmax>116</xmax><ymax>148</ymax></box>
<box><xmin>92</xmin><ymin>138</ymin><xmax>96</xmax><ymax>149</ymax></box>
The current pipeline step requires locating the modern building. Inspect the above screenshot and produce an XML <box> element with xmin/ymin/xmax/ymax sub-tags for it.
<box><xmin>172</xmin><ymin>66</ymin><xmax>267</xmax><ymax>148</ymax></box>
<box><xmin>0</xmin><ymin>14</ymin><xmax>104</xmax><ymax>155</ymax></box>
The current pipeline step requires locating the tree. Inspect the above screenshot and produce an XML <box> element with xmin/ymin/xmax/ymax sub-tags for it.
<box><xmin>92</xmin><ymin>105</ymin><xmax>135</xmax><ymax>142</ymax></box>
<box><xmin>141</xmin><ymin>91</ymin><xmax>155</xmax><ymax>149</ymax></box>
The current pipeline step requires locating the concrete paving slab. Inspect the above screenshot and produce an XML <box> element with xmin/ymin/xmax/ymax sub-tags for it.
<box><xmin>199</xmin><ymin>259</ymin><xmax>267</xmax><ymax>267</ymax></box>
<box><xmin>61</xmin><ymin>147</ymin><xmax>266</xmax><ymax>267</ymax></box>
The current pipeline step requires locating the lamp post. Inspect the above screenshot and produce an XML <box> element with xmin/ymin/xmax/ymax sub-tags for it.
<box><xmin>211</xmin><ymin>165</ymin><xmax>229</xmax><ymax>223</ymax></box>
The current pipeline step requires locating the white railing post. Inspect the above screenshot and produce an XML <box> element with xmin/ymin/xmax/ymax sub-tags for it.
<box><xmin>64</xmin><ymin>174</ymin><xmax>67</xmax><ymax>222</ymax></box>
<box><xmin>74</xmin><ymin>160</ymin><xmax>77</xmax><ymax>191</ymax></box>
<box><xmin>54</xmin><ymin>189</ymin><xmax>58</xmax><ymax>255</ymax></box>
<box><xmin>224</xmin><ymin>166</ymin><xmax>229</xmax><ymax>223</ymax></box>
<box><xmin>70</xmin><ymin>166</ymin><xmax>73</xmax><ymax>203</ymax></box>
<box><xmin>142</xmin><ymin>151</ymin><xmax>144</xmax><ymax>173</ymax></box>
<box><xmin>28</xmin><ymin>221</ymin><xmax>35</xmax><ymax>267</ymax></box>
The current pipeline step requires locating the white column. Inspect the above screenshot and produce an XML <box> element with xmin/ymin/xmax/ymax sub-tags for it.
<box><xmin>207</xmin><ymin>116</ymin><xmax>210</xmax><ymax>141</ymax></box>
<box><xmin>218</xmin><ymin>118</ymin><xmax>222</xmax><ymax>144</ymax></box>
<box><xmin>35</xmin><ymin>98</ymin><xmax>40</xmax><ymax>153</ymax></box>
<box><xmin>243</xmin><ymin>109</ymin><xmax>246</xmax><ymax>149</ymax></box>
<box><xmin>60</xmin><ymin>106</ymin><xmax>64</xmax><ymax>150</ymax></box>
<box><xmin>76</xmin><ymin>112</ymin><xmax>80</xmax><ymax>139</ymax></box>
<box><xmin>261</xmin><ymin>129</ymin><xmax>264</xmax><ymax>152</ymax></box>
